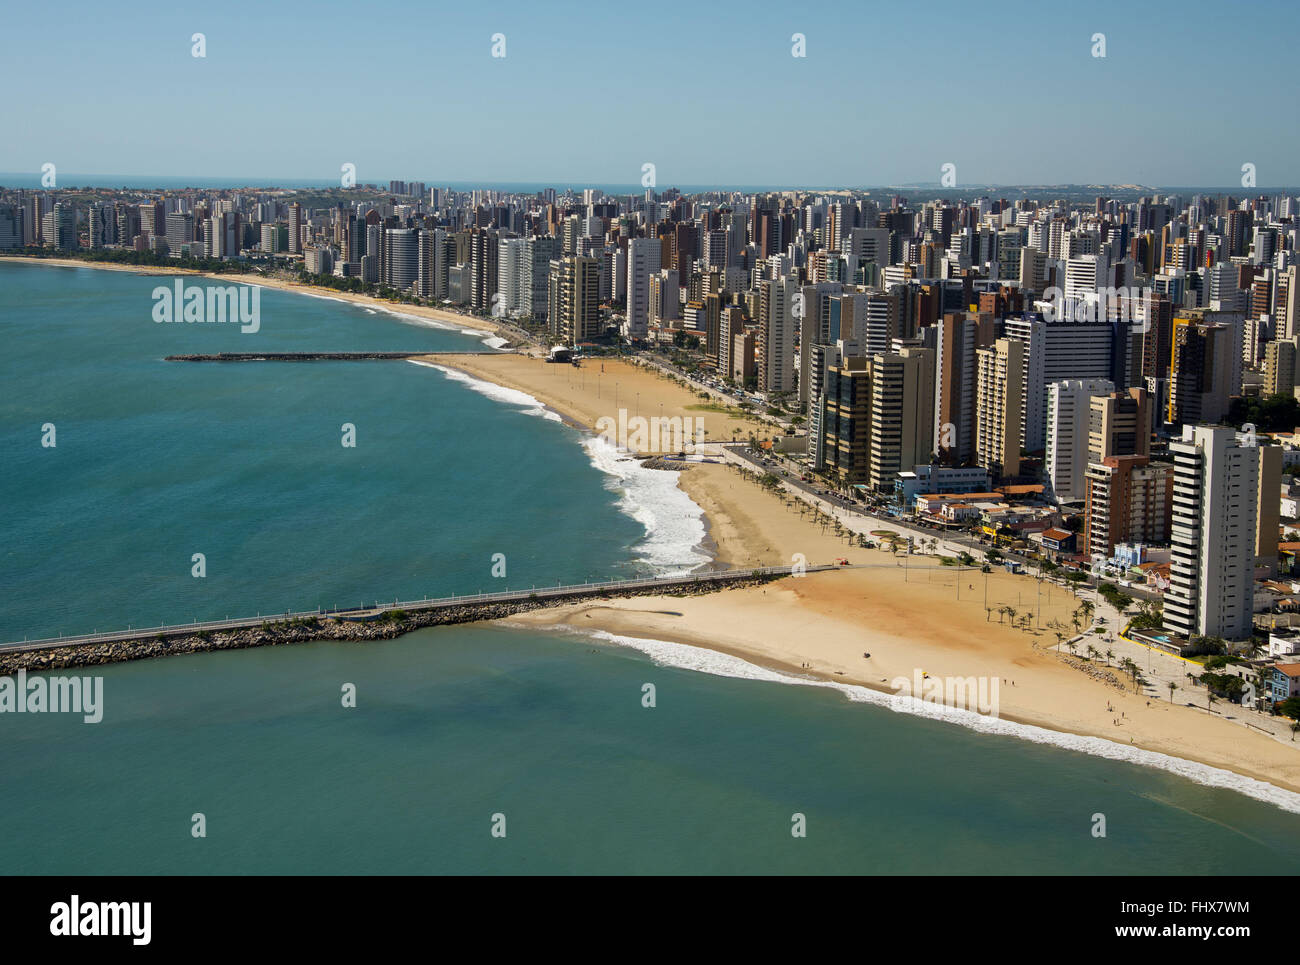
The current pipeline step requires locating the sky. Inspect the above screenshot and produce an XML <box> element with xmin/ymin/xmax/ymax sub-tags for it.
<box><xmin>3</xmin><ymin>0</ymin><xmax>1297</xmax><ymax>190</ymax></box>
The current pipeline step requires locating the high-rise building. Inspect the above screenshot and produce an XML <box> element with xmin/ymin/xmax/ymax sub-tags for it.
<box><xmin>1088</xmin><ymin>387</ymin><xmax>1151</xmax><ymax>463</ymax></box>
<box><xmin>1165</xmin><ymin>425</ymin><xmax>1259</xmax><ymax>641</ymax></box>
<box><xmin>624</xmin><ymin>238</ymin><xmax>661</xmax><ymax>338</ymax></box>
<box><xmin>1168</xmin><ymin>314</ymin><xmax>1236</xmax><ymax>426</ymax></box>
<box><xmin>546</xmin><ymin>256</ymin><xmax>601</xmax><ymax>345</ymax></box>
<box><xmin>288</xmin><ymin>203</ymin><xmax>302</xmax><ymax>255</ymax></box>
<box><xmin>758</xmin><ymin>277</ymin><xmax>798</xmax><ymax>394</ymax></box>
<box><xmin>45</xmin><ymin>203</ymin><xmax>77</xmax><ymax>250</ymax></box>
<box><xmin>818</xmin><ymin>359</ymin><xmax>871</xmax><ymax>484</ymax></box>
<box><xmin>866</xmin><ymin>349</ymin><xmax>935</xmax><ymax>491</ymax></box>
<box><xmin>383</xmin><ymin>228</ymin><xmax>419</xmax><ymax>292</ymax></box>
<box><xmin>166</xmin><ymin>212</ymin><xmax>193</xmax><ymax>257</ymax></box>
<box><xmin>974</xmin><ymin>337</ymin><xmax>1025</xmax><ymax>480</ymax></box>
<box><xmin>0</xmin><ymin>204</ymin><xmax>22</xmax><ymax>249</ymax></box>
<box><xmin>718</xmin><ymin>306</ymin><xmax>744</xmax><ymax>382</ymax></box>
<box><xmin>522</xmin><ymin>236</ymin><xmax>559</xmax><ymax>320</ymax></box>
<box><xmin>934</xmin><ymin>311</ymin><xmax>995</xmax><ymax>464</ymax></box>
<box><xmin>1263</xmin><ymin>338</ymin><xmax>1297</xmax><ymax>397</ymax></box>
<box><xmin>1044</xmin><ymin>379</ymin><xmax>1114</xmax><ymax>503</ymax></box>
<box><xmin>418</xmin><ymin>227</ymin><xmax>448</xmax><ymax>301</ymax></box>
<box><xmin>1257</xmin><ymin>444</ymin><xmax>1283</xmax><ymax>577</ymax></box>
<box><xmin>1003</xmin><ymin>316</ymin><xmax>1114</xmax><ymax>452</ymax></box>
<box><xmin>1083</xmin><ymin>455</ymin><xmax>1173</xmax><ymax>559</ymax></box>
<box><xmin>470</xmin><ymin>228</ymin><xmax>502</xmax><ymax>312</ymax></box>
<box><xmin>497</xmin><ymin>237</ymin><xmax>526</xmax><ymax>316</ymax></box>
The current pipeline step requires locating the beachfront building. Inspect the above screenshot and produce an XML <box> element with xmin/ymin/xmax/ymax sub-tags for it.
<box><xmin>1165</xmin><ymin>425</ymin><xmax>1259</xmax><ymax>642</ymax></box>
<box><xmin>894</xmin><ymin>466</ymin><xmax>992</xmax><ymax>509</ymax></box>
<box><xmin>819</xmin><ymin>359</ymin><xmax>871</xmax><ymax>485</ymax></box>
<box><xmin>1082</xmin><ymin>455</ymin><xmax>1173</xmax><ymax>560</ymax></box>
<box><xmin>383</xmin><ymin>228</ymin><xmax>419</xmax><ymax>293</ymax></box>
<box><xmin>866</xmin><ymin>349</ymin><xmax>935</xmax><ymax>492</ymax></box>
<box><xmin>547</xmin><ymin>255</ymin><xmax>601</xmax><ymax>345</ymax></box>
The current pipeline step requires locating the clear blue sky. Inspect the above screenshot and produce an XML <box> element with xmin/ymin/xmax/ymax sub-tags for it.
<box><xmin>3</xmin><ymin>0</ymin><xmax>1297</xmax><ymax>188</ymax></box>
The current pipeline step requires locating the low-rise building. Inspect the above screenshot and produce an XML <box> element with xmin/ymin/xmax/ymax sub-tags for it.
<box><xmin>1268</xmin><ymin>663</ymin><xmax>1300</xmax><ymax>705</ymax></box>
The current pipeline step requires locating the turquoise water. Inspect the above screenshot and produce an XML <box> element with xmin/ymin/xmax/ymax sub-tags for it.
<box><xmin>0</xmin><ymin>262</ymin><xmax>647</xmax><ymax>641</ymax></box>
<box><xmin>3</xmin><ymin>260</ymin><xmax>1300</xmax><ymax>874</ymax></box>
<box><xmin>2</xmin><ymin>625</ymin><xmax>1300</xmax><ymax>874</ymax></box>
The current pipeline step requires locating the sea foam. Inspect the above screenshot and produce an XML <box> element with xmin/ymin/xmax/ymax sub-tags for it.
<box><xmin>581</xmin><ymin>628</ymin><xmax>1300</xmax><ymax>815</ymax></box>
<box><xmin>409</xmin><ymin>361</ymin><xmax>711</xmax><ymax>574</ymax></box>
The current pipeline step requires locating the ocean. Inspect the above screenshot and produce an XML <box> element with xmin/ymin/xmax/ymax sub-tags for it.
<box><xmin>2</xmin><ymin>259</ymin><xmax>1299</xmax><ymax>874</ymax></box>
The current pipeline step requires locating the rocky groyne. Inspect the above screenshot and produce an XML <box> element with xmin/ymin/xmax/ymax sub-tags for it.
<box><xmin>1</xmin><ymin>575</ymin><xmax>776</xmax><ymax>674</ymax></box>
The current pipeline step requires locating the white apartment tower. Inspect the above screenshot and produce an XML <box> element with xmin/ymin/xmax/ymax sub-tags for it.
<box><xmin>624</xmin><ymin>238</ymin><xmax>661</xmax><ymax>338</ymax></box>
<box><xmin>1044</xmin><ymin>379</ymin><xmax>1115</xmax><ymax>503</ymax></box>
<box><xmin>1165</xmin><ymin>425</ymin><xmax>1259</xmax><ymax>642</ymax></box>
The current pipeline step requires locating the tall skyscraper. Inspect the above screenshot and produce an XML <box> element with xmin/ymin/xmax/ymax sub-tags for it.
<box><xmin>934</xmin><ymin>311</ymin><xmax>995</xmax><ymax>464</ymax></box>
<box><xmin>758</xmin><ymin>276</ymin><xmax>798</xmax><ymax>394</ymax></box>
<box><xmin>974</xmin><ymin>337</ymin><xmax>1025</xmax><ymax>481</ymax></box>
<box><xmin>383</xmin><ymin>228</ymin><xmax>419</xmax><ymax>292</ymax></box>
<box><xmin>1044</xmin><ymin>379</ymin><xmax>1115</xmax><ymax>503</ymax></box>
<box><xmin>1168</xmin><ymin>315</ymin><xmax>1236</xmax><ymax>426</ymax></box>
<box><xmin>1263</xmin><ymin>338</ymin><xmax>1297</xmax><ymax>397</ymax></box>
<box><xmin>1165</xmin><ymin>425</ymin><xmax>1259</xmax><ymax>641</ymax></box>
<box><xmin>1003</xmin><ymin>316</ymin><xmax>1114</xmax><ymax>452</ymax></box>
<box><xmin>624</xmin><ymin>238</ymin><xmax>661</xmax><ymax>339</ymax></box>
<box><xmin>288</xmin><ymin>203</ymin><xmax>303</xmax><ymax>255</ymax></box>
<box><xmin>0</xmin><ymin>204</ymin><xmax>23</xmax><ymax>250</ymax></box>
<box><xmin>866</xmin><ymin>348</ymin><xmax>935</xmax><ymax>491</ymax></box>
<box><xmin>547</xmin><ymin>256</ymin><xmax>601</xmax><ymax>345</ymax></box>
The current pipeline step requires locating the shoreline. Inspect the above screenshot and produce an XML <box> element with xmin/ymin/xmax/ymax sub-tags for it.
<box><xmin>502</xmin><ymin>573</ymin><xmax>1300</xmax><ymax>803</ymax></box>
<box><xmin>0</xmin><ymin>254</ymin><xmax>505</xmax><ymax>335</ymax></box>
<box><xmin>12</xmin><ymin>251</ymin><xmax>1300</xmax><ymax>806</ymax></box>
<box><xmin>566</xmin><ymin>621</ymin><xmax>1300</xmax><ymax>814</ymax></box>
<box><xmin>401</xmin><ymin>352</ymin><xmax>1300</xmax><ymax>803</ymax></box>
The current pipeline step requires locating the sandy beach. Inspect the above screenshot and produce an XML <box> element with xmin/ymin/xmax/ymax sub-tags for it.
<box><xmin>452</xmin><ymin>382</ymin><xmax>1300</xmax><ymax>796</ymax></box>
<box><xmin>0</xmin><ymin>255</ymin><xmax>503</xmax><ymax>334</ymax></box>
<box><xmin>420</xmin><ymin>353</ymin><xmax>770</xmax><ymax>452</ymax></box>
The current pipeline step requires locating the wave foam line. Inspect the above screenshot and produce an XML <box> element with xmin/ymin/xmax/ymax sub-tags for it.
<box><xmin>580</xmin><ymin>434</ymin><xmax>710</xmax><ymax>576</ymax></box>
<box><xmin>583</xmin><ymin>628</ymin><xmax>1300</xmax><ymax>815</ymax></box>
<box><xmin>407</xmin><ymin>361</ymin><xmax>710</xmax><ymax>574</ymax></box>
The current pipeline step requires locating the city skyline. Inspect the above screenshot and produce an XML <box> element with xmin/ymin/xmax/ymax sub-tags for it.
<box><xmin>4</xmin><ymin>0</ymin><xmax>1298</xmax><ymax>188</ymax></box>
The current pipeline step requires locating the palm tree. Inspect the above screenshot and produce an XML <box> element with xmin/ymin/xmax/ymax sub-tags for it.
<box><xmin>1086</xmin><ymin>644</ymin><xmax>1099</xmax><ymax>662</ymax></box>
<box><xmin>1104</xmin><ymin>648</ymin><xmax>1114</xmax><ymax>667</ymax></box>
<box><xmin>1006</xmin><ymin>607</ymin><xmax>1018</xmax><ymax>626</ymax></box>
<box><xmin>1167</xmin><ymin>681</ymin><xmax>1177</xmax><ymax>703</ymax></box>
